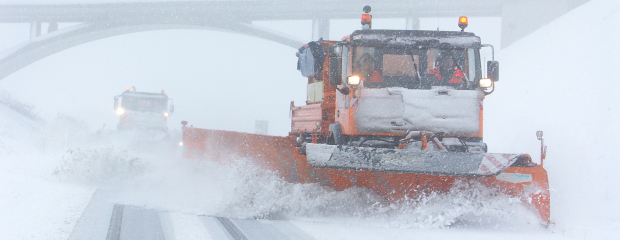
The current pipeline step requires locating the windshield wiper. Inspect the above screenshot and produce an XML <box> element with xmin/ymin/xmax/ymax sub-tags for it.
<box><xmin>455</xmin><ymin>64</ymin><xmax>470</xmax><ymax>89</ymax></box>
<box><xmin>409</xmin><ymin>49</ymin><xmax>422</xmax><ymax>89</ymax></box>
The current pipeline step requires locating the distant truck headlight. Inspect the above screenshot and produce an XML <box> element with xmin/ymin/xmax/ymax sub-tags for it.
<box><xmin>116</xmin><ymin>107</ymin><xmax>125</xmax><ymax>115</ymax></box>
<box><xmin>347</xmin><ymin>75</ymin><xmax>361</xmax><ymax>86</ymax></box>
<box><xmin>479</xmin><ymin>78</ymin><xmax>493</xmax><ymax>88</ymax></box>
<box><xmin>164</xmin><ymin>112</ymin><xmax>169</xmax><ymax>117</ymax></box>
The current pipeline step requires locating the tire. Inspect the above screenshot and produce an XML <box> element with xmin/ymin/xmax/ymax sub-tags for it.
<box><xmin>327</xmin><ymin>133</ymin><xmax>336</xmax><ymax>145</ymax></box>
<box><xmin>329</xmin><ymin>123</ymin><xmax>344</xmax><ymax>145</ymax></box>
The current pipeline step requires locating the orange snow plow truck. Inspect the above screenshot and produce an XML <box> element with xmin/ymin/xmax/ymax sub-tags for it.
<box><xmin>182</xmin><ymin>7</ymin><xmax>550</xmax><ymax>224</ymax></box>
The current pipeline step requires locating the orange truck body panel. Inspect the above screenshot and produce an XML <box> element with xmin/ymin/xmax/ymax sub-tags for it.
<box><xmin>182</xmin><ymin>126</ymin><xmax>550</xmax><ymax>223</ymax></box>
<box><xmin>291</xmin><ymin>103</ymin><xmax>322</xmax><ymax>133</ymax></box>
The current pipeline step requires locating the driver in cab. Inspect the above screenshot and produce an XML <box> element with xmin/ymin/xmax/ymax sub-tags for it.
<box><xmin>428</xmin><ymin>52</ymin><xmax>466</xmax><ymax>87</ymax></box>
<box><xmin>358</xmin><ymin>53</ymin><xmax>383</xmax><ymax>83</ymax></box>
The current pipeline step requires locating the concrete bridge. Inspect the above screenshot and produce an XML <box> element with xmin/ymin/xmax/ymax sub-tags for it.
<box><xmin>0</xmin><ymin>0</ymin><xmax>588</xmax><ymax>80</ymax></box>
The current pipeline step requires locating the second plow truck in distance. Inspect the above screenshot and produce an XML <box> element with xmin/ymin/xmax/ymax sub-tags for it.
<box><xmin>114</xmin><ymin>87</ymin><xmax>175</xmax><ymax>131</ymax></box>
<box><xmin>182</xmin><ymin>6</ymin><xmax>550</xmax><ymax>225</ymax></box>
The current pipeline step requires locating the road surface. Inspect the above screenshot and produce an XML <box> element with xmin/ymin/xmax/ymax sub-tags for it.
<box><xmin>69</xmin><ymin>190</ymin><xmax>315</xmax><ymax>240</ymax></box>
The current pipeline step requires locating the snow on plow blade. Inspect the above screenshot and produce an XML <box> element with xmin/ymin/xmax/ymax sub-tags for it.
<box><xmin>306</xmin><ymin>144</ymin><xmax>521</xmax><ymax>177</ymax></box>
<box><xmin>182</xmin><ymin>127</ymin><xmax>550</xmax><ymax>224</ymax></box>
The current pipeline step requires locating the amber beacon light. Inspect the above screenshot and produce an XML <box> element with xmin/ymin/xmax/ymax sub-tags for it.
<box><xmin>361</xmin><ymin>5</ymin><xmax>372</xmax><ymax>29</ymax></box>
<box><xmin>458</xmin><ymin>16</ymin><xmax>468</xmax><ymax>31</ymax></box>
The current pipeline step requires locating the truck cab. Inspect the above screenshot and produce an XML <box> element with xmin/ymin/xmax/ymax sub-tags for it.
<box><xmin>292</xmin><ymin>16</ymin><xmax>499</xmax><ymax>153</ymax></box>
<box><xmin>114</xmin><ymin>88</ymin><xmax>174</xmax><ymax>131</ymax></box>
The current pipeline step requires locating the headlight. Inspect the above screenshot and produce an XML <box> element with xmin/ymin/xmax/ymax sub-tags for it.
<box><xmin>164</xmin><ymin>112</ymin><xmax>169</xmax><ymax>117</ymax></box>
<box><xmin>347</xmin><ymin>75</ymin><xmax>361</xmax><ymax>85</ymax></box>
<box><xmin>116</xmin><ymin>107</ymin><xmax>125</xmax><ymax>115</ymax></box>
<box><xmin>178</xmin><ymin>141</ymin><xmax>183</xmax><ymax>146</ymax></box>
<box><xmin>479</xmin><ymin>78</ymin><xmax>493</xmax><ymax>88</ymax></box>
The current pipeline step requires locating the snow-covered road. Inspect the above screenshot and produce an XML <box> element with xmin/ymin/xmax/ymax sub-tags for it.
<box><xmin>65</xmin><ymin>189</ymin><xmax>595</xmax><ymax>240</ymax></box>
<box><xmin>69</xmin><ymin>189</ymin><xmax>316</xmax><ymax>240</ymax></box>
<box><xmin>0</xmin><ymin>119</ymin><xmax>614</xmax><ymax>239</ymax></box>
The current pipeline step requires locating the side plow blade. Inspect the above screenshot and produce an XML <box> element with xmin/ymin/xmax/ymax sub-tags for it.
<box><xmin>306</xmin><ymin>144</ymin><xmax>521</xmax><ymax>177</ymax></box>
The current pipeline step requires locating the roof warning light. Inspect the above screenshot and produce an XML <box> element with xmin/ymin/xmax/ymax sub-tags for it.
<box><xmin>361</xmin><ymin>6</ymin><xmax>372</xmax><ymax>30</ymax></box>
<box><xmin>458</xmin><ymin>16</ymin><xmax>468</xmax><ymax>31</ymax></box>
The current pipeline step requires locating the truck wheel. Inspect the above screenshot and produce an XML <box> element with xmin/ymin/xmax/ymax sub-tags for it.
<box><xmin>327</xmin><ymin>133</ymin><xmax>336</xmax><ymax>145</ymax></box>
<box><xmin>298</xmin><ymin>145</ymin><xmax>306</xmax><ymax>155</ymax></box>
<box><xmin>329</xmin><ymin>123</ymin><xmax>344</xmax><ymax>145</ymax></box>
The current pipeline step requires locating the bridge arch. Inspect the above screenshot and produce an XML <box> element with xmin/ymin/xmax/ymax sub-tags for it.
<box><xmin>0</xmin><ymin>21</ymin><xmax>305</xmax><ymax>81</ymax></box>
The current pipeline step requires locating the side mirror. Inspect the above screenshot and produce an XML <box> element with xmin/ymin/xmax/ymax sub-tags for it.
<box><xmin>329</xmin><ymin>57</ymin><xmax>342</xmax><ymax>86</ymax></box>
<box><xmin>487</xmin><ymin>61</ymin><xmax>499</xmax><ymax>82</ymax></box>
<box><xmin>170</xmin><ymin>104</ymin><xmax>175</xmax><ymax>113</ymax></box>
<box><xmin>114</xmin><ymin>96</ymin><xmax>119</xmax><ymax>110</ymax></box>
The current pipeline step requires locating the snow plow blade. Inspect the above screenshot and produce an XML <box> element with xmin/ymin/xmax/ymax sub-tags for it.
<box><xmin>306</xmin><ymin>144</ymin><xmax>521</xmax><ymax>177</ymax></box>
<box><xmin>182</xmin><ymin>126</ymin><xmax>550</xmax><ymax>224</ymax></box>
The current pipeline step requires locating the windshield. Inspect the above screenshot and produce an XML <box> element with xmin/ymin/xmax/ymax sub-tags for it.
<box><xmin>121</xmin><ymin>94</ymin><xmax>167</xmax><ymax>112</ymax></box>
<box><xmin>352</xmin><ymin>47</ymin><xmax>480</xmax><ymax>89</ymax></box>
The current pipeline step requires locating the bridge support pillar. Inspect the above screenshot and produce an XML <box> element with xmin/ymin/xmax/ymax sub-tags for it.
<box><xmin>312</xmin><ymin>18</ymin><xmax>329</xmax><ymax>41</ymax></box>
<box><xmin>30</xmin><ymin>20</ymin><xmax>41</xmax><ymax>39</ymax></box>
<box><xmin>406</xmin><ymin>17</ymin><xmax>420</xmax><ymax>30</ymax></box>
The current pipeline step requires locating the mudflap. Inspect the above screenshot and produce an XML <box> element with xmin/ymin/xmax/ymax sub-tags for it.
<box><xmin>305</xmin><ymin>144</ymin><xmax>521</xmax><ymax>177</ymax></box>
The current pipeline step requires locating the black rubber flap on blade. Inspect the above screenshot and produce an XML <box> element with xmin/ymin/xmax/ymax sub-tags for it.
<box><xmin>306</xmin><ymin>144</ymin><xmax>520</xmax><ymax>177</ymax></box>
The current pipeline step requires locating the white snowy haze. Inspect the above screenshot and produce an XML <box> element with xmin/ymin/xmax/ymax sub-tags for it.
<box><xmin>0</xmin><ymin>0</ymin><xmax>619</xmax><ymax>239</ymax></box>
<box><xmin>485</xmin><ymin>0</ymin><xmax>620</xmax><ymax>235</ymax></box>
<box><xmin>0</xmin><ymin>27</ymin><xmax>307</xmax><ymax>135</ymax></box>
